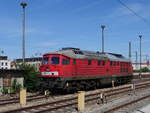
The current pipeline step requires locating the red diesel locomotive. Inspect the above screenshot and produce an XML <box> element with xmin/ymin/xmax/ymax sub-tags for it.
<box><xmin>39</xmin><ymin>47</ymin><xmax>133</xmax><ymax>91</ymax></box>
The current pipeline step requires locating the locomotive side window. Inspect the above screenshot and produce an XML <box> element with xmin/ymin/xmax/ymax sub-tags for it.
<box><xmin>113</xmin><ymin>62</ymin><xmax>116</xmax><ymax>66</ymax></box>
<box><xmin>73</xmin><ymin>59</ymin><xmax>76</xmax><ymax>64</ymax></box>
<box><xmin>51</xmin><ymin>57</ymin><xmax>59</xmax><ymax>64</ymax></box>
<box><xmin>42</xmin><ymin>57</ymin><xmax>49</xmax><ymax>64</ymax></box>
<box><xmin>62</xmin><ymin>59</ymin><xmax>70</xmax><ymax>65</ymax></box>
<box><xmin>117</xmin><ymin>62</ymin><xmax>119</xmax><ymax>66</ymax></box>
<box><xmin>88</xmin><ymin>60</ymin><xmax>91</xmax><ymax>65</ymax></box>
<box><xmin>110</xmin><ymin>61</ymin><xmax>113</xmax><ymax>66</ymax></box>
<box><xmin>102</xmin><ymin>61</ymin><xmax>105</xmax><ymax>66</ymax></box>
<box><xmin>120</xmin><ymin>62</ymin><xmax>123</xmax><ymax>67</ymax></box>
<box><xmin>97</xmin><ymin>60</ymin><xmax>105</xmax><ymax>66</ymax></box>
<box><xmin>98</xmin><ymin>60</ymin><xmax>101</xmax><ymax>65</ymax></box>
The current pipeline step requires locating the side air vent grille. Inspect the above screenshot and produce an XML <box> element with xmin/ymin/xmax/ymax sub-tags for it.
<box><xmin>74</xmin><ymin>50</ymin><xmax>84</xmax><ymax>55</ymax></box>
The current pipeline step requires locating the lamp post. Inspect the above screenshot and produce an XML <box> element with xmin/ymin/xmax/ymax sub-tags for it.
<box><xmin>101</xmin><ymin>25</ymin><xmax>105</xmax><ymax>53</ymax></box>
<box><xmin>129</xmin><ymin>42</ymin><xmax>131</xmax><ymax>59</ymax></box>
<box><xmin>20</xmin><ymin>2</ymin><xmax>27</xmax><ymax>63</ymax></box>
<box><xmin>139</xmin><ymin>35</ymin><xmax>142</xmax><ymax>78</ymax></box>
<box><xmin>135</xmin><ymin>51</ymin><xmax>138</xmax><ymax>70</ymax></box>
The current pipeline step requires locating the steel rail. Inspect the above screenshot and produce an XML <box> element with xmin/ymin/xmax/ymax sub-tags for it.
<box><xmin>0</xmin><ymin>93</ymin><xmax>40</xmax><ymax>102</ymax></box>
<box><xmin>34</xmin><ymin>101</ymin><xmax>77</xmax><ymax>113</ymax></box>
<box><xmin>85</xmin><ymin>86</ymin><xmax>131</xmax><ymax>98</ymax></box>
<box><xmin>2</xmin><ymin>97</ymin><xmax>77</xmax><ymax>113</ymax></box>
<box><xmin>103</xmin><ymin>94</ymin><xmax>150</xmax><ymax>113</ymax></box>
<box><xmin>0</xmin><ymin>95</ymin><xmax>48</xmax><ymax>106</ymax></box>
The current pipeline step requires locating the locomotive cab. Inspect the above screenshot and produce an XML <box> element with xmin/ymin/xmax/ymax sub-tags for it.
<box><xmin>40</xmin><ymin>55</ymin><xmax>61</xmax><ymax>77</ymax></box>
<box><xmin>39</xmin><ymin>54</ymin><xmax>74</xmax><ymax>77</ymax></box>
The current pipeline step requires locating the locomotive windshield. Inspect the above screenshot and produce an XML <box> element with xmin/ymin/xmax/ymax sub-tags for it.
<box><xmin>51</xmin><ymin>57</ymin><xmax>59</xmax><ymax>64</ymax></box>
<box><xmin>42</xmin><ymin>57</ymin><xmax>49</xmax><ymax>64</ymax></box>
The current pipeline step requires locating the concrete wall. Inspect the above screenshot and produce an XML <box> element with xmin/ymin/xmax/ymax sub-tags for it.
<box><xmin>11</xmin><ymin>77</ymin><xmax>24</xmax><ymax>87</ymax></box>
<box><xmin>0</xmin><ymin>77</ymin><xmax>24</xmax><ymax>95</ymax></box>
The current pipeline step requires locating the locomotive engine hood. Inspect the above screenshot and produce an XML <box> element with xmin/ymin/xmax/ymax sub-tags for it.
<box><xmin>44</xmin><ymin>47</ymin><xmax>130</xmax><ymax>62</ymax></box>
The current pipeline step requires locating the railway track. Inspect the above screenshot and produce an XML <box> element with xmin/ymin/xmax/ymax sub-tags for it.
<box><xmin>0</xmin><ymin>82</ymin><xmax>146</xmax><ymax>107</ymax></box>
<box><xmin>133</xmin><ymin>73</ymin><xmax>150</xmax><ymax>79</ymax></box>
<box><xmin>0</xmin><ymin>93</ymin><xmax>40</xmax><ymax>102</ymax></box>
<box><xmin>0</xmin><ymin>94</ymin><xmax>48</xmax><ymax>106</ymax></box>
<box><xmin>2</xmin><ymin>81</ymin><xmax>150</xmax><ymax>113</ymax></box>
<box><xmin>103</xmin><ymin>93</ymin><xmax>150</xmax><ymax>113</ymax></box>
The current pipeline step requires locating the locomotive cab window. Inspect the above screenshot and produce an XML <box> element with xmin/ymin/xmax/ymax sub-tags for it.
<box><xmin>62</xmin><ymin>59</ymin><xmax>70</xmax><ymax>65</ymax></box>
<box><xmin>51</xmin><ymin>57</ymin><xmax>59</xmax><ymax>64</ymax></box>
<box><xmin>42</xmin><ymin>57</ymin><xmax>49</xmax><ymax>64</ymax></box>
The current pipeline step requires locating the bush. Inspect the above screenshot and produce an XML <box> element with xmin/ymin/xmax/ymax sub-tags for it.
<box><xmin>133</xmin><ymin>67</ymin><xmax>150</xmax><ymax>72</ymax></box>
<box><xmin>18</xmin><ymin>63</ymin><xmax>40</xmax><ymax>92</ymax></box>
<box><xmin>12</xmin><ymin>79</ymin><xmax>22</xmax><ymax>93</ymax></box>
<box><xmin>141</xmin><ymin>67</ymin><xmax>150</xmax><ymax>72</ymax></box>
<box><xmin>2</xmin><ymin>87</ymin><xmax>9</xmax><ymax>94</ymax></box>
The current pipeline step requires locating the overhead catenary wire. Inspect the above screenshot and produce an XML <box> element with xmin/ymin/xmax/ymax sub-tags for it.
<box><xmin>117</xmin><ymin>0</ymin><xmax>150</xmax><ymax>27</ymax></box>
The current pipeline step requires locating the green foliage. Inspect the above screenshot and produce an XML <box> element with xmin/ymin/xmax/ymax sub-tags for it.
<box><xmin>18</xmin><ymin>63</ymin><xmax>40</xmax><ymax>92</ymax></box>
<box><xmin>12</xmin><ymin>79</ymin><xmax>22</xmax><ymax>93</ymax></box>
<box><xmin>133</xmin><ymin>70</ymin><xmax>140</xmax><ymax>73</ymax></box>
<box><xmin>133</xmin><ymin>67</ymin><xmax>150</xmax><ymax>72</ymax></box>
<box><xmin>141</xmin><ymin>67</ymin><xmax>150</xmax><ymax>72</ymax></box>
<box><xmin>2</xmin><ymin>87</ymin><xmax>9</xmax><ymax>94</ymax></box>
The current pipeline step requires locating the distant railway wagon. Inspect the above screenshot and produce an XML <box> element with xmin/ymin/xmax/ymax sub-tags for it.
<box><xmin>39</xmin><ymin>47</ymin><xmax>133</xmax><ymax>91</ymax></box>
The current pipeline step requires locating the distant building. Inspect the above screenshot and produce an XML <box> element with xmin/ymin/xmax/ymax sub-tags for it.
<box><xmin>15</xmin><ymin>57</ymin><xmax>42</xmax><ymax>71</ymax></box>
<box><xmin>10</xmin><ymin>61</ymin><xmax>17</xmax><ymax>69</ymax></box>
<box><xmin>0</xmin><ymin>56</ymin><xmax>11</xmax><ymax>69</ymax></box>
<box><xmin>132</xmin><ymin>62</ymin><xmax>150</xmax><ymax>70</ymax></box>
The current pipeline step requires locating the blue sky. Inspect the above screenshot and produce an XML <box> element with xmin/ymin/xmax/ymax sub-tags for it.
<box><xmin>0</xmin><ymin>0</ymin><xmax>150</xmax><ymax>62</ymax></box>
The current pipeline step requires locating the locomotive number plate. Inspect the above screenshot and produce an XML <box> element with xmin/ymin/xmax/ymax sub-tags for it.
<box><xmin>41</xmin><ymin>72</ymin><xmax>58</xmax><ymax>76</ymax></box>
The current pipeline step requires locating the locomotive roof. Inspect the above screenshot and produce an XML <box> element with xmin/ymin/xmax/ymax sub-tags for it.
<box><xmin>44</xmin><ymin>48</ymin><xmax>130</xmax><ymax>62</ymax></box>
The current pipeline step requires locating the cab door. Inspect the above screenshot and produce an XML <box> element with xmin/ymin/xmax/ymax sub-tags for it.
<box><xmin>61</xmin><ymin>56</ymin><xmax>72</xmax><ymax>77</ymax></box>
